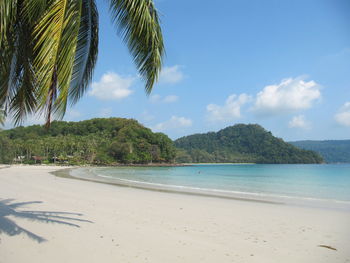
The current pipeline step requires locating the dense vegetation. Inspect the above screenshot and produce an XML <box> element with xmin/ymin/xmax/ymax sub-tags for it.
<box><xmin>290</xmin><ymin>140</ymin><xmax>350</xmax><ymax>163</ymax></box>
<box><xmin>175</xmin><ymin>124</ymin><xmax>323</xmax><ymax>164</ymax></box>
<box><xmin>0</xmin><ymin>120</ymin><xmax>326</xmax><ymax>165</ymax></box>
<box><xmin>0</xmin><ymin>118</ymin><xmax>176</xmax><ymax>165</ymax></box>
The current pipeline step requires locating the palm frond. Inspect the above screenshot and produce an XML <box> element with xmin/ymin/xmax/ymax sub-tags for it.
<box><xmin>109</xmin><ymin>0</ymin><xmax>164</xmax><ymax>93</ymax></box>
<box><xmin>9</xmin><ymin>18</ymin><xmax>38</xmax><ymax>125</ymax></box>
<box><xmin>1</xmin><ymin>0</ymin><xmax>165</xmax><ymax>126</ymax></box>
<box><xmin>33</xmin><ymin>0</ymin><xmax>83</xmax><ymax>125</ymax></box>
<box><xmin>0</xmin><ymin>0</ymin><xmax>17</xmax><ymax>47</ymax></box>
<box><xmin>0</xmin><ymin>108</ymin><xmax>6</xmax><ymax>126</ymax></box>
<box><xmin>0</xmin><ymin>0</ymin><xmax>18</xmax><ymax>108</ymax></box>
<box><xmin>22</xmin><ymin>0</ymin><xmax>48</xmax><ymax>24</ymax></box>
<box><xmin>69</xmin><ymin>0</ymin><xmax>98</xmax><ymax>105</ymax></box>
<box><xmin>1</xmin><ymin>0</ymin><xmax>47</xmax><ymax>125</ymax></box>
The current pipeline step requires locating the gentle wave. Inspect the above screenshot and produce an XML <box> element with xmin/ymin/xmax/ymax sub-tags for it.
<box><xmin>96</xmin><ymin>173</ymin><xmax>350</xmax><ymax>205</ymax></box>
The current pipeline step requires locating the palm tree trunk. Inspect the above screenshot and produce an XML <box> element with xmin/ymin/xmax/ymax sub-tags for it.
<box><xmin>45</xmin><ymin>67</ymin><xmax>58</xmax><ymax>128</ymax></box>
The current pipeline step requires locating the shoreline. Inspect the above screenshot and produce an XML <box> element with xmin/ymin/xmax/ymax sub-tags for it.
<box><xmin>52</xmin><ymin>168</ymin><xmax>282</xmax><ymax>205</ymax></box>
<box><xmin>61</xmin><ymin>166</ymin><xmax>350</xmax><ymax>212</ymax></box>
<box><xmin>1</xmin><ymin>165</ymin><xmax>350</xmax><ymax>263</ymax></box>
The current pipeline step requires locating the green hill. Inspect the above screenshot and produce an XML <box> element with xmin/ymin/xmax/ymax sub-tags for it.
<box><xmin>289</xmin><ymin>140</ymin><xmax>350</xmax><ymax>163</ymax></box>
<box><xmin>0</xmin><ymin>118</ymin><xmax>176</xmax><ymax>165</ymax></box>
<box><xmin>175</xmin><ymin>124</ymin><xmax>323</xmax><ymax>164</ymax></box>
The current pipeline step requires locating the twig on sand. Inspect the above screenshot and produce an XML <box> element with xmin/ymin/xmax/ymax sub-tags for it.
<box><xmin>318</xmin><ymin>245</ymin><xmax>337</xmax><ymax>251</ymax></box>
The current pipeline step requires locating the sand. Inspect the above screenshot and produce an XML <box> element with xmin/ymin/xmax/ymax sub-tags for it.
<box><xmin>0</xmin><ymin>165</ymin><xmax>349</xmax><ymax>263</ymax></box>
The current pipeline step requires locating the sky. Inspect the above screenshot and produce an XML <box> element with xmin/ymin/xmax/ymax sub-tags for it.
<box><xmin>7</xmin><ymin>0</ymin><xmax>350</xmax><ymax>141</ymax></box>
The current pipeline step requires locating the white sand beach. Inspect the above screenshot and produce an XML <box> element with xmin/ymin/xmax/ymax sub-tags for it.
<box><xmin>0</xmin><ymin>165</ymin><xmax>349</xmax><ymax>263</ymax></box>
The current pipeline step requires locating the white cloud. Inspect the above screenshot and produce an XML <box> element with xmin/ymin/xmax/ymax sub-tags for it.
<box><xmin>23</xmin><ymin>114</ymin><xmax>46</xmax><ymax>126</ymax></box>
<box><xmin>253</xmin><ymin>77</ymin><xmax>321</xmax><ymax>116</ymax></box>
<box><xmin>150</xmin><ymin>94</ymin><xmax>161</xmax><ymax>103</ymax></box>
<box><xmin>99</xmin><ymin>107</ymin><xmax>112</xmax><ymax>118</ymax></box>
<box><xmin>206</xmin><ymin>94</ymin><xmax>251</xmax><ymax>122</ymax></box>
<box><xmin>163</xmin><ymin>95</ymin><xmax>179</xmax><ymax>103</ymax></box>
<box><xmin>149</xmin><ymin>94</ymin><xmax>179</xmax><ymax>103</ymax></box>
<box><xmin>159</xmin><ymin>65</ymin><xmax>184</xmax><ymax>84</ymax></box>
<box><xmin>89</xmin><ymin>72</ymin><xmax>134</xmax><ymax>100</ymax></box>
<box><xmin>140</xmin><ymin>110</ymin><xmax>155</xmax><ymax>122</ymax></box>
<box><xmin>153</xmin><ymin>116</ymin><xmax>192</xmax><ymax>131</ymax></box>
<box><xmin>288</xmin><ymin>115</ymin><xmax>311</xmax><ymax>129</ymax></box>
<box><xmin>65</xmin><ymin>109</ymin><xmax>81</xmax><ymax>121</ymax></box>
<box><xmin>3</xmin><ymin>113</ymin><xmax>45</xmax><ymax>129</ymax></box>
<box><xmin>4</xmin><ymin>108</ymin><xmax>84</xmax><ymax>128</ymax></box>
<box><xmin>335</xmin><ymin>102</ymin><xmax>350</xmax><ymax>127</ymax></box>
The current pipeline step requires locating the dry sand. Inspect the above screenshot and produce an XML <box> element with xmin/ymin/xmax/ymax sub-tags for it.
<box><xmin>0</xmin><ymin>165</ymin><xmax>349</xmax><ymax>263</ymax></box>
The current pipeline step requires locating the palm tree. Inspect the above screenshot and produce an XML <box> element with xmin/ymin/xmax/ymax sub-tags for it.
<box><xmin>0</xmin><ymin>0</ymin><xmax>164</xmax><ymax>126</ymax></box>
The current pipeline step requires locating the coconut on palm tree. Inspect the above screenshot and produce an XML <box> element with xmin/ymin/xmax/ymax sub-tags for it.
<box><xmin>0</xmin><ymin>0</ymin><xmax>164</xmax><ymax>126</ymax></box>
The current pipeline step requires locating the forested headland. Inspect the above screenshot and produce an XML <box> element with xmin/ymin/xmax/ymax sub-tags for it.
<box><xmin>175</xmin><ymin>124</ymin><xmax>323</xmax><ymax>164</ymax></box>
<box><xmin>0</xmin><ymin>118</ymin><xmax>176</xmax><ymax>165</ymax></box>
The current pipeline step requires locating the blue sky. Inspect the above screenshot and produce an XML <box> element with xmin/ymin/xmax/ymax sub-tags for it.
<box><xmin>11</xmin><ymin>0</ymin><xmax>350</xmax><ymax>140</ymax></box>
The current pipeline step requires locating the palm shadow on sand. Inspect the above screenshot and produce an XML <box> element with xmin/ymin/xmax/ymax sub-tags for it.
<box><xmin>0</xmin><ymin>198</ymin><xmax>92</xmax><ymax>243</ymax></box>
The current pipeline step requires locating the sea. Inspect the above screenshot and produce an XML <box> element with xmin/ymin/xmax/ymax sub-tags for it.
<box><xmin>70</xmin><ymin>164</ymin><xmax>350</xmax><ymax>211</ymax></box>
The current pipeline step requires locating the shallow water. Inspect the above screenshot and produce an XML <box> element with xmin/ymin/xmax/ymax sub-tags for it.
<box><xmin>71</xmin><ymin>164</ymin><xmax>350</xmax><ymax>210</ymax></box>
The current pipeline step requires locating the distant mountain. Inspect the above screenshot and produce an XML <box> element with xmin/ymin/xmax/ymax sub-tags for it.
<box><xmin>289</xmin><ymin>140</ymin><xmax>350</xmax><ymax>163</ymax></box>
<box><xmin>175</xmin><ymin>124</ymin><xmax>323</xmax><ymax>164</ymax></box>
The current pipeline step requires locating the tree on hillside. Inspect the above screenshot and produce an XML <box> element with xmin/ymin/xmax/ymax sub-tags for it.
<box><xmin>0</xmin><ymin>0</ymin><xmax>164</xmax><ymax>126</ymax></box>
<box><xmin>0</xmin><ymin>118</ymin><xmax>176</xmax><ymax>164</ymax></box>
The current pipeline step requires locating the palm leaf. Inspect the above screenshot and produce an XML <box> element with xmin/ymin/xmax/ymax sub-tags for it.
<box><xmin>9</xmin><ymin>18</ymin><xmax>38</xmax><ymax>125</ymax></box>
<box><xmin>109</xmin><ymin>0</ymin><xmax>164</xmax><ymax>94</ymax></box>
<box><xmin>33</xmin><ymin>0</ymin><xmax>82</xmax><ymax>125</ymax></box>
<box><xmin>0</xmin><ymin>0</ymin><xmax>18</xmax><ymax>108</ymax></box>
<box><xmin>0</xmin><ymin>0</ymin><xmax>47</xmax><ymax>125</ymax></box>
<box><xmin>69</xmin><ymin>0</ymin><xmax>98</xmax><ymax>105</ymax></box>
<box><xmin>0</xmin><ymin>0</ymin><xmax>17</xmax><ymax>47</ymax></box>
<box><xmin>0</xmin><ymin>108</ymin><xmax>6</xmax><ymax>126</ymax></box>
<box><xmin>1</xmin><ymin>0</ymin><xmax>165</xmax><ymax>126</ymax></box>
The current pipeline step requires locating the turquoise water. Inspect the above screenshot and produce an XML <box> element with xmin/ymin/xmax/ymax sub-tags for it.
<box><xmin>72</xmin><ymin>164</ymin><xmax>350</xmax><ymax>208</ymax></box>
